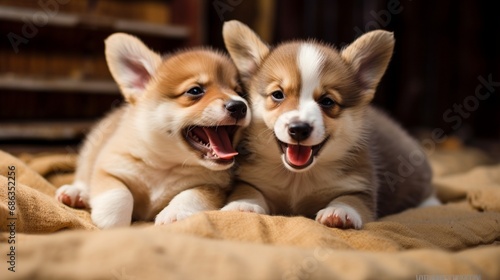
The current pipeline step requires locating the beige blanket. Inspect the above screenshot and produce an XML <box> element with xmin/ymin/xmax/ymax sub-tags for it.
<box><xmin>1</xmin><ymin>148</ymin><xmax>499</xmax><ymax>279</ymax></box>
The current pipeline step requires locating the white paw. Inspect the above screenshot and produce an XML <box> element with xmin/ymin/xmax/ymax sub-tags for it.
<box><xmin>55</xmin><ymin>181</ymin><xmax>89</xmax><ymax>208</ymax></box>
<box><xmin>221</xmin><ymin>201</ymin><xmax>267</xmax><ymax>214</ymax></box>
<box><xmin>154</xmin><ymin>207</ymin><xmax>196</xmax><ymax>225</ymax></box>
<box><xmin>316</xmin><ymin>203</ymin><xmax>363</xmax><ymax>229</ymax></box>
<box><xmin>90</xmin><ymin>188</ymin><xmax>134</xmax><ymax>229</ymax></box>
<box><xmin>418</xmin><ymin>195</ymin><xmax>441</xmax><ymax>207</ymax></box>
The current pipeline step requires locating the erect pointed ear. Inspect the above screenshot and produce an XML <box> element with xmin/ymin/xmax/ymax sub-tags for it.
<box><xmin>223</xmin><ymin>20</ymin><xmax>270</xmax><ymax>85</ymax></box>
<box><xmin>341</xmin><ymin>30</ymin><xmax>395</xmax><ymax>104</ymax></box>
<box><xmin>105</xmin><ymin>33</ymin><xmax>162</xmax><ymax>103</ymax></box>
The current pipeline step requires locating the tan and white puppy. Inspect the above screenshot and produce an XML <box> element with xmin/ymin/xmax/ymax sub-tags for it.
<box><xmin>221</xmin><ymin>21</ymin><xmax>434</xmax><ymax>229</ymax></box>
<box><xmin>56</xmin><ymin>33</ymin><xmax>250</xmax><ymax>229</ymax></box>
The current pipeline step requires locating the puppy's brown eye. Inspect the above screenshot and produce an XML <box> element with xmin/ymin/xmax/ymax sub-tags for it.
<box><xmin>318</xmin><ymin>96</ymin><xmax>336</xmax><ymax>108</ymax></box>
<box><xmin>186</xmin><ymin>86</ymin><xmax>205</xmax><ymax>97</ymax></box>
<box><xmin>271</xmin><ymin>90</ymin><xmax>285</xmax><ymax>102</ymax></box>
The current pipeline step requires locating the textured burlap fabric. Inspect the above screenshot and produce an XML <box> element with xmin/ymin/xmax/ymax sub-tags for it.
<box><xmin>1</xmin><ymin>148</ymin><xmax>499</xmax><ymax>279</ymax></box>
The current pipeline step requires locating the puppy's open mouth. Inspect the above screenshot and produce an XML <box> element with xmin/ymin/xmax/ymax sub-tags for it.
<box><xmin>184</xmin><ymin>126</ymin><xmax>240</xmax><ymax>164</ymax></box>
<box><xmin>277</xmin><ymin>137</ymin><xmax>329</xmax><ymax>170</ymax></box>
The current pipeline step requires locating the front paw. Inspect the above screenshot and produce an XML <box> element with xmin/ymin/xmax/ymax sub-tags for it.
<box><xmin>155</xmin><ymin>207</ymin><xmax>195</xmax><ymax>225</ymax></box>
<box><xmin>221</xmin><ymin>201</ymin><xmax>267</xmax><ymax>214</ymax></box>
<box><xmin>316</xmin><ymin>203</ymin><xmax>363</xmax><ymax>229</ymax></box>
<box><xmin>56</xmin><ymin>181</ymin><xmax>89</xmax><ymax>209</ymax></box>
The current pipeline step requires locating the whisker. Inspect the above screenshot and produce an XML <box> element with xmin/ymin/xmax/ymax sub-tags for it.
<box><xmin>181</xmin><ymin>158</ymin><xmax>190</xmax><ymax>168</ymax></box>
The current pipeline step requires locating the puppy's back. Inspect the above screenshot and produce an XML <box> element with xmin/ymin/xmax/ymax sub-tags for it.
<box><xmin>368</xmin><ymin>107</ymin><xmax>433</xmax><ymax>217</ymax></box>
<box><xmin>74</xmin><ymin>106</ymin><xmax>126</xmax><ymax>184</ymax></box>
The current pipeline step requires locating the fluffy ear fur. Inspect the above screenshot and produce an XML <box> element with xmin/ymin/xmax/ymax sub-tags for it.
<box><xmin>341</xmin><ymin>30</ymin><xmax>395</xmax><ymax>104</ymax></box>
<box><xmin>105</xmin><ymin>33</ymin><xmax>162</xmax><ymax>103</ymax></box>
<box><xmin>223</xmin><ymin>20</ymin><xmax>270</xmax><ymax>85</ymax></box>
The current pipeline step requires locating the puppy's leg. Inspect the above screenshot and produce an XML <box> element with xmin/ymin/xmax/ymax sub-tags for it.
<box><xmin>221</xmin><ymin>183</ymin><xmax>269</xmax><ymax>214</ymax></box>
<box><xmin>89</xmin><ymin>173</ymin><xmax>134</xmax><ymax>229</ymax></box>
<box><xmin>316</xmin><ymin>194</ymin><xmax>374</xmax><ymax>230</ymax></box>
<box><xmin>56</xmin><ymin>108</ymin><xmax>122</xmax><ymax>209</ymax></box>
<box><xmin>56</xmin><ymin>181</ymin><xmax>89</xmax><ymax>208</ymax></box>
<box><xmin>55</xmin><ymin>145</ymin><xmax>94</xmax><ymax>209</ymax></box>
<box><xmin>155</xmin><ymin>185</ymin><xmax>225</xmax><ymax>225</ymax></box>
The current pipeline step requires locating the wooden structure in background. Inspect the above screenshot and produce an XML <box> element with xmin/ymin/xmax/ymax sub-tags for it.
<box><xmin>1</xmin><ymin>0</ymin><xmax>499</xmax><ymax>148</ymax></box>
<box><xmin>0</xmin><ymin>0</ymin><xmax>204</xmax><ymax>143</ymax></box>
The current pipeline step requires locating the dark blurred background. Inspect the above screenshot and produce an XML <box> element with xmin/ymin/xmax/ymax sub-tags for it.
<box><xmin>0</xmin><ymin>0</ymin><xmax>499</xmax><ymax>153</ymax></box>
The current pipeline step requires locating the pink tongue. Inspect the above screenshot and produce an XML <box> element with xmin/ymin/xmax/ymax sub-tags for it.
<box><xmin>286</xmin><ymin>144</ymin><xmax>313</xmax><ymax>167</ymax></box>
<box><xmin>202</xmin><ymin>127</ymin><xmax>238</xmax><ymax>159</ymax></box>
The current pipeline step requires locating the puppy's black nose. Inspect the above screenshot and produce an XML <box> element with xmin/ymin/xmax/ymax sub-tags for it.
<box><xmin>225</xmin><ymin>100</ymin><xmax>247</xmax><ymax>120</ymax></box>
<box><xmin>288</xmin><ymin>122</ymin><xmax>312</xmax><ymax>142</ymax></box>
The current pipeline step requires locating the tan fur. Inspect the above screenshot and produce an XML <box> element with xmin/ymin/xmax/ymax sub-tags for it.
<box><xmin>222</xmin><ymin>21</ymin><xmax>433</xmax><ymax>229</ymax></box>
<box><xmin>56</xmin><ymin>33</ymin><xmax>250</xmax><ymax>228</ymax></box>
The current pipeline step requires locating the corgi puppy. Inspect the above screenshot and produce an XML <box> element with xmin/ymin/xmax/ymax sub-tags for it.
<box><xmin>55</xmin><ymin>33</ymin><xmax>250</xmax><ymax>229</ymax></box>
<box><xmin>221</xmin><ymin>21</ymin><xmax>434</xmax><ymax>229</ymax></box>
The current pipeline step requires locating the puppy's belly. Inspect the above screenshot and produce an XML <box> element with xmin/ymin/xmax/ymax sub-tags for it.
<box><xmin>102</xmin><ymin>169</ymin><xmax>173</xmax><ymax>221</ymax></box>
<box><xmin>254</xmin><ymin>176</ymin><xmax>371</xmax><ymax>218</ymax></box>
<box><xmin>123</xmin><ymin>166</ymin><xmax>230</xmax><ymax>221</ymax></box>
<box><xmin>129</xmin><ymin>182</ymin><xmax>184</xmax><ymax>221</ymax></box>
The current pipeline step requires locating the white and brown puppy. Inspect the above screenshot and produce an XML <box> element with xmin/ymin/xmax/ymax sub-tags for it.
<box><xmin>56</xmin><ymin>33</ymin><xmax>250</xmax><ymax>229</ymax></box>
<box><xmin>221</xmin><ymin>21</ymin><xmax>435</xmax><ymax>229</ymax></box>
